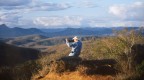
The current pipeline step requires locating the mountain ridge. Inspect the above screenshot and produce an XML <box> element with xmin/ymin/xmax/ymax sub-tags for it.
<box><xmin>0</xmin><ymin>24</ymin><xmax>140</xmax><ymax>38</ymax></box>
<box><xmin>0</xmin><ymin>24</ymin><xmax>46</xmax><ymax>38</ymax></box>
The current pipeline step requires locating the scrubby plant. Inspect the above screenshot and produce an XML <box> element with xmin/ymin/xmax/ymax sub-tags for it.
<box><xmin>97</xmin><ymin>28</ymin><xmax>144</xmax><ymax>79</ymax></box>
<box><xmin>136</xmin><ymin>61</ymin><xmax>144</xmax><ymax>78</ymax></box>
<box><xmin>0</xmin><ymin>60</ymin><xmax>40</xmax><ymax>80</ymax></box>
<box><xmin>76</xmin><ymin>65</ymin><xmax>88</xmax><ymax>75</ymax></box>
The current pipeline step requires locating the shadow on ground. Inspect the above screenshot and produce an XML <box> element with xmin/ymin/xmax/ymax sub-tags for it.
<box><xmin>50</xmin><ymin>57</ymin><xmax>118</xmax><ymax>75</ymax></box>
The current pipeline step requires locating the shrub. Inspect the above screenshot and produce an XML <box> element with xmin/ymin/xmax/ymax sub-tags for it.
<box><xmin>76</xmin><ymin>65</ymin><xmax>88</xmax><ymax>75</ymax></box>
<box><xmin>136</xmin><ymin>61</ymin><xmax>144</xmax><ymax>77</ymax></box>
<box><xmin>98</xmin><ymin>28</ymin><xmax>144</xmax><ymax>79</ymax></box>
<box><xmin>0</xmin><ymin>60</ymin><xmax>40</xmax><ymax>80</ymax></box>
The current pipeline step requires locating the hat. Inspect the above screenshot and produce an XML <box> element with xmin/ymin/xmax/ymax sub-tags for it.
<box><xmin>73</xmin><ymin>36</ymin><xmax>78</xmax><ymax>40</ymax></box>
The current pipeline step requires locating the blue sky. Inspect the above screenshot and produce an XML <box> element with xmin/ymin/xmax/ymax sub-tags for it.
<box><xmin>0</xmin><ymin>0</ymin><xmax>144</xmax><ymax>28</ymax></box>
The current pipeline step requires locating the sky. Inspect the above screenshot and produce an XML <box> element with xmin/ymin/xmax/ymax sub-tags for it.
<box><xmin>0</xmin><ymin>0</ymin><xmax>144</xmax><ymax>28</ymax></box>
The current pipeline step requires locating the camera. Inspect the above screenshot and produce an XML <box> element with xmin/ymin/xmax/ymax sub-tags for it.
<box><xmin>66</xmin><ymin>38</ymin><xmax>74</xmax><ymax>42</ymax></box>
<box><xmin>68</xmin><ymin>39</ymin><xmax>74</xmax><ymax>42</ymax></box>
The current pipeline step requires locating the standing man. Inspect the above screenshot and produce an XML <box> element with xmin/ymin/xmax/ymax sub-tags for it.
<box><xmin>66</xmin><ymin>36</ymin><xmax>82</xmax><ymax>57</ymax></box>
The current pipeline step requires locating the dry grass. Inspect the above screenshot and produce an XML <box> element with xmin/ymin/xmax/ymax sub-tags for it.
<box><xmin>40</xmin><ymin>71</ymin><xmax>114</xmax><ymax>80</ymax></box>
<box><xmin>32</xmin><ymin>28</ymin><xmax>144</xmax><ymax>80</ymax></box>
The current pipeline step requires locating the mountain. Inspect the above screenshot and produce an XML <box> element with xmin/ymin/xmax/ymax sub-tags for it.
<box><xmin>48</xmin><ymin>27</ymin><xmax>113</xmax><ymax>37</ymax></box>
<box><xmin>40</xmin><ymin>28</ymin><xmax>65</xmax><ymax>33</ymax></box>
<box><xmin>0</xmin><ymin>24</ymin><xmax>141</xmax><ymax>38</ymax></box>
<box><xmin>0</xmin><ymin>24</ymin><xmax>113</xmax><ymax>38</ymax></box>
<box><xmin>0</xmin><ymin>24</ymin><xmax>46</xmax><ymax>38</ymax></box>
<box><xmin>0</xmin><ymin>41</ymin><xmax>40</xmax><ymax>66</ymax></box>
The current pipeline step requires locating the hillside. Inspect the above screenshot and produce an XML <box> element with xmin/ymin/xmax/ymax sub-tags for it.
<box><xmin>5</xmin><ymin>35</ymin><xmax>99</xmax><ymax>51</ymax></box>
<box><xmin>0</xmin><ymin>41</ymin><xmax>40</xmax><ymax>66</ymax></box>
<box><xmin>32</xmin><ymin>30</ymin><xmax>144</xmax><ymax>80</ymax></box>
<box><xmin>6</xmin><ymin>34</ymin><xmax>48</xmax><ymax>46</ymax></box>
<box><xmin>0</xmin><ymin>29</ymin><xmax>144</xmax><ymax>80</ymax></box>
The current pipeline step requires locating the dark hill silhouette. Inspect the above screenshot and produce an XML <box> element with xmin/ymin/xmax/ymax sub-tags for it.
<box><xmin>0</xmin><ymin>24</ymin><xmax>46</xmax><ymax>38</ymax></box>
<box><xmin>0</xmin><ymin>41</ymin><xmax>40</xmax><ymax>66</ymax></box>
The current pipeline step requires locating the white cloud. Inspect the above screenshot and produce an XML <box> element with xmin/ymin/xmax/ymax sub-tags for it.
<box><xmin>0</xmin><ymin>0</ymin><xmax>72</xmax><ymax>28</ymax></box>
<box><xmin>0</xmin><ymin>1</ymin><xmax>143</xmax><ymax>28</ymax></box>
<box><xmin>0</xmin><ymin>12</ymin><xmax>22</xmax><ymax>26</ymax></box>
<box><xmin>109</xmin><ymin>5</ymin><xmax>127</xmax><ymax>19</ymax></box>
<box><xmin>111</xmin><ymin>21</ymin><xmax>144</xmax><ymax>27</ymax></box>
<box><xmin>76</xmin><ymin>0</ymin><xmax>98</xmax><ymax>8</ymax></box>
<box><xmin>86</xmin><ymin>17</ymin><xmax>144</xmax><ymax>27</ymax></box>
<box><xmin>0</xmin><ymin>0</ymin><xmax>31</xmax><ymax>6</ymax></box>
<box><xmin>80</xmin><ymin>0</ymin><xmax>97</xmax><ymax>8</ymax></box>
<box><xmin>33</xmin><ymin>16</ymin><xmax>83</xmax><ymax>27</ymax></box>
<box><xmin>109</xmin><ymin>1</ymin><xmax>144</xmax><ymax>21</ymax></box>
<box><xmin>0</xmin><ymin>2</ymin><xmax>71</xmax><ymax>13</ymax></box>
<box><xmin>29</xmin><ymin>3</ymin><xmax>71</xmax><ymax>11</ymax></box>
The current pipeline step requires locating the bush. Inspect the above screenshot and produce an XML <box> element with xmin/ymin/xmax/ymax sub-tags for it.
<box><xmin>0</xmin><ymin>60</ymin><xmax>40</xmax><ymax>80</ymax></box>
<box><xmin>93</xmin><ymin>28</ymin><xmax>144</xmax><ymax>80</ymax></box>
<box><xmin>136</xmin><ymin>61</ymin><xmax>144</xmax><ymax>77</ymax></box>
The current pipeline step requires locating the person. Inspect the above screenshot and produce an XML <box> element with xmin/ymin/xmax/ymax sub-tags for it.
<box><xmin>66</xmin><ymin>36</ymin><xmax>82</xmax><ymax>57</ymax></box>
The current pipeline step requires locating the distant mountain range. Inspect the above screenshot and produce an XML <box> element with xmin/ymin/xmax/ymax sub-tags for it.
<box><xmin>0</xmin><ymin>24</ymin><xmax>45</xmax><ymax>38</ymax></box>
<box><xmin>0</xmin><ymin>24</ymin><xmax>140</xmax><ymax>38</ymax></box>
<box><xmin>48</xmin><ymin>28</ymin><xmax>113</xmax><ymax>37</ymax></box>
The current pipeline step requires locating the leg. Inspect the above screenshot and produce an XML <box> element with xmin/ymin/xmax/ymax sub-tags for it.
<box><xmin>69</xmin><ymin>53</ymin><xmax>74</xmax><ymax>56</ymax></box>
<box><xmin>69</xmin><ymin>53</ymin><xmax>79</xmax><ymax>57</ymax></box>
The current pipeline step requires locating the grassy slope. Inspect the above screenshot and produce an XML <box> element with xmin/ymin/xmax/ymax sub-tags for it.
<box><xmin>33</xmin><ymin>40</ymin><xmax>117</xmax><ymax>80</ymax></box>
<box><xmin>0</xmin><ymin>42</ymin><xmax>40</xmax><ymax>66</ymax></box>
<box><xmin>33</xmin><ymin>29</ymin><xmax>144</xmax><ymax>80</ymax></box>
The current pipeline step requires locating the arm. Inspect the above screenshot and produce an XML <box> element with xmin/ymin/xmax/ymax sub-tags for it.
<box><xmin>66</xmin><ymin>39</ymin><xmax>70</xmax><ymax>47</ymax></box>
<box><xmin>66</xmin><ymin>39</ymin><xmax>75</xmax><ymax>47</ymax></box>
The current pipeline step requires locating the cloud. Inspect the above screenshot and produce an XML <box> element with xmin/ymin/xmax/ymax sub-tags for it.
<box><xmin>109</xmin><ymin>1</ymin><xmax>144</xmax><ymax>21</ymax></box>
<box><xmin>0</xmin><ymin>2</ymin><xmax>71</xmax><ymax>12</ymax></box>
<box><xmin>109</xmin><ymin>5</ymin><xmax>127</xmax><ymax>18</ymax></box>
<box><xmin>0</xmin><ymin>12</ymin><xmax>22</xmax><ymax>26</ymax></box>
<box><xmin>79</xmin><ymin>0</ymin><xmax>97</xmax><ymax>8</ymax></box>
<box><xmin>0</xmin><ymin>0</ymin><xmax>72</xmax><ymax>28</ymax></box>
<box><xmin>87</xmin><ymin>17</ymin><xmax>144</xmax><ymax>27</ymax></box>
<box><xmin>33</xmin><ymin>16</ymin><xmax>83</xmax><ymax>27</ymax></box>
<box><xmin>111</xmin><ymin>21</ymin><xmax>144</xmax><ymax>27</ymax></box>
<box><xmin>0</xmin><ymin>1</ymin><xmax>143</xmax><ymax>28</ymax></box>
<box><xmin>29</xmin><ymin>3</ymin><xmax>71</xmax><ymax>11</ymax></box>
<box><xmin>0</xmin><ymin>0</ymin><xmax>31</xmax><ymax>6</ymax></box>
<box><xmin>74</xmin><ymin>0</ymin><xmax>98</xmax><ymax>8</ymax></box>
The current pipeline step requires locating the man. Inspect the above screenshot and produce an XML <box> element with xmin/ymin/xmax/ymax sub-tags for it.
<box><xmin>66</xmin><ymin>36</ymin><xmax>82</xmax><ymax>57</ymax></box>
